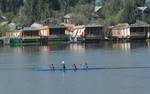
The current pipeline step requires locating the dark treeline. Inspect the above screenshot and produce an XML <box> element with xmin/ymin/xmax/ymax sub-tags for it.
<box><xmin>0</xmin><ymin>0</ymin><xmax>24</xmax><ymax>13</ymax></box>
<box><xmin>0</xmin><ymin>0</ymin><xmax>150</xmax><ymax>25</ymax></box>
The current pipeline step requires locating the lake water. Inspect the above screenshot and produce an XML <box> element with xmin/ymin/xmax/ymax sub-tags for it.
<box><xmin>0</xmin><ymin>41</ymin><xmax>150</xmax><ymax>94</ymax></box>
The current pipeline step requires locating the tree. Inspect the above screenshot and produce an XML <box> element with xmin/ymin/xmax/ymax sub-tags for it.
<box><xmin>100</xmin><ymin>0</ymin><xmax>147</xmax><ymax>25</ymax></box>
<box><xmin>0</xmin><ymin>0</ymin><xmax>23</xmax><ymax>14</ymax></box>
<box><xmin>0</xmin><ymin>0</ymin><xmax>149</xmax><ymax>24</ymax></box>
<box><xmin>101</xmin><ymin>0</ymin><xmax>124</xmax><ymax>25</ymax></box>
<box><xmin>71</xmin><ymin>4</ymin><xmax>94</xmax><ymax>24</ymax></box>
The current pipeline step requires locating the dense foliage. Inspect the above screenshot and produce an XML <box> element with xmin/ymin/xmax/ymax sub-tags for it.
<box><xmin>0</xmin><ymin>0</ymin><xmax>149</xmax><ymax>25</ymax></box>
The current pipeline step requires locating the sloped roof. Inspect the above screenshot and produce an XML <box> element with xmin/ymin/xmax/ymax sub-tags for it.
<box><xmin>0</xmin><ymin>16</ymin><xmax>7</xmax><ymax>21</ymax></box>
<box><xmin>23</xmin><ymin>23</ymin><xmax>44</xmax><ymax>31</ymax></box>
<box><xmin>111</xmin><ymin>23</ymin><xmax>130</xmax><ymax>29</ymax></box>
<box><xmin>0</xmin><ymin>21</ymin><xmax>9</xmax><ymax>26</ymax></box>
<box><xmin>130</xmin><ymin>20</ymin><xmax>150</xmax><ymax>27</ymax></box>
<box><xmin>7</xmin><ymin>23</ymin><xmax>19</xmax><ymax>31</ymax></box>
<box><xmin>86</xmin><ymin>24</ymin><xmax>104</xmax><ymax>27</ymax></box>
<box><xmin>49</xmin><ymin>24</ymin><xmax>66</xmax><ymax>29</ymax></box>
<box><xmin>64</xmin><ymin>13</ymin><xmax>73</xmax><ymax>18</ymax></box>
<box><xmin>94</xmin><ymin>6</ymin><xmax>102</xmax><ymax>12</ymax></box>
<box><xmin>30</xmin><ymin>23</ymin><xmax>43</xmax><ymax>29</ymax></box>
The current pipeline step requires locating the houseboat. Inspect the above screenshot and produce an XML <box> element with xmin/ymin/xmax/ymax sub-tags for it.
<box><xmin>0</xmin><ymin>28</ymin><xmax>5</xmax><ymax>45</ymax></box>
<box><xmin>49</xmin><ymin>25</ymin><xmax>67</xmax><ymax>42</ymax></box>
<box><xmin>65</xmin><ymin>24</ymin><xmax>85</xmax><ymax>42</ymax></box>
<box><xmin>0</xmin><ymin>30</ymin><xmax>5</xmax><ymax>45</ymax></box>
<box><xmin>108</xmin><ymin>23</ymin><xmax>150</xmax><ymax>41</ymax></box>
<box><xmin>85</xmin><ymin>25</ymin><xmax>104</xmax><ymax>42</ymax></box>
<box><xmin>109</xmin><ymin>23</ymin><xmax>130</xmax><ymax>41</ymax></box>
<box><xmin>130</xmin><ymin>23</ymin><xmax>150</xmax><ymax>40</ymax></box>
<box><xmin>9</xmin><ymin>23</ymin><xmax>49</xmax><ymax>45</ymax></box>
<box><xmin>63</xmin><ymin>14</ymin><xmax>86</xmax><ymax>43</ymax></box>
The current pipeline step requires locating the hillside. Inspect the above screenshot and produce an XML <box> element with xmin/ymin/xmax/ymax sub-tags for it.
<box><xmin>0</xmin><ymin>0</ymin><xmax>150</xmax><ymax>25</ymax></box>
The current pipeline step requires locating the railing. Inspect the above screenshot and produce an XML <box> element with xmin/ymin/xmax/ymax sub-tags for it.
<box><xmin>86</xmin><ymin>35</ymin><xmax>101</xmax><ymax>38</ymax></box>
<box><xmin>22</xmin><ymin>36</ymin><xmax>40</xmax><ymax>39</ymax></box>
<box><xmin>0</xmin><ymin>36</ymin><xmax>7</xmax><ymax>40</ymax></box>
<box><xmin>49</xmin><ymin>35</ymin><xmax>67</xmax><ymax>38</ymax></box>
<box><xmin>130</xmin><ymin>32</ymin><xmax>146</xmax><ymax>37</ymax></box>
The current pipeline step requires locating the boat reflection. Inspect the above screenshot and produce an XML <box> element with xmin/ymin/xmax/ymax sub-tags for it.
<box><xmin>112</xmin><ymin>42</ymin><xmax>131</xmax><ymax>52</ymax></box>
<box><xmin>4</xmin><ymin>40</ymin><xmax>150</xmax><ymax>54</ymax></box>
<box><xmin>67</xmin><ymin>43</ymin><xmax>86</xmax><ymax>53</ymax></box>
<box><xmin>78</xmin><ymin>41</ymin><xmax>149</xmax><ymax>52</ymax></box>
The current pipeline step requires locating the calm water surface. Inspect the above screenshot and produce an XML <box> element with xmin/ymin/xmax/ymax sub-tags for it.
<box><xmin>0</xmin><ymin>41</ymin><xmax>150</xmax><ymax>94</ymax></box>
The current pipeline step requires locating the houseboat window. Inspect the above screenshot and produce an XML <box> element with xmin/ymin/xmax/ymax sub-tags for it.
<box><xmin>0</xmin><ymin>32</ymin><xmax>2</xmax><ymax>37</ymax></box>
<box><xmin>23</xmin><ymin>30</ymin><xmax>39</xmax><ymax>37</ymax></box>
<box><xmin>85</xmin><ymin>27</ymin><xmax>102</xmax><ymax>35</ymax></box>
<box><xmin>130</xmin><ymin>27</ymin><xmax>145</xmax><ymax>32</ymax></box>
<box><xmin>50</xmin><ymin>28</ymin><xmax>65</xmax><ymax>35</ymax></box>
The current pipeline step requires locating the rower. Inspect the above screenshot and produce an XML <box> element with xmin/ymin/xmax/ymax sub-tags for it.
<box><xmin>84</xmin><ymin>62</ymin><xmax>88</xmax><ymax>69</ymax></box>
<box><xmin>61</xmin><ymin>61</ymin><xmax>66</xmax><ymax>72</ymax></box>
<box><xmin>49</xmin><ymin>64</ymin><xmax>55</xmax><ymax>71</ymax></box>
<box><xmin>72</xmin><ymin>64</ymin><xmax>77</xmax><ymax>71</ymax></box>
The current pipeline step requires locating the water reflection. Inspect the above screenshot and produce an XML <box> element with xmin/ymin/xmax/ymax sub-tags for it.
<box><xmin>84</xmin><ymin>41</ymin><xmax>149</xmax><ymax>52</ymax></box>
<box><xmin>147</xmin><ymin>41</ymin><xmax>150</xmax><ymax>47</ymax></box>
<box><xmin>67</xmin><ymin>43</ymin><xmax>85</xmax><ymax>53</ymax></box>
<box><xmin>1</xmin><ymin>41</ymin><xmax>149</xmax><ymax>55</ymax></box>
<box><xmin>112</xmin><ymin>42</ymin><xmax>131</xmax><ymax>52</ymax></box>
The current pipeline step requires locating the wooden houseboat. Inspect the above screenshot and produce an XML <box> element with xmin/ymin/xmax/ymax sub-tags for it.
<box><xmin>49</xmin><ymin>25</ymin><xmax>67</xmax><ymax>42</ymax></box>
<box><xmin>63</xmin><ymin>14</ymin><xmax>86</xmax><ymax>42</ymax></box>
<box><xmin>130</xmin><ymin>24</ymin><xmax>150</xmax><ymax>40</ymax></box>
<box><xmin>0</xmin><ymin>30</ymin><xmax>4</xmax><ymax>45</ymax></box>
<box><xmin>64</xmin><ymin>24</ymin><xmax>85</xmax><ymax>42</ymax></box>
<box><xmin>9</xmin><ymin>23</ymin><xmax>49</xmax><ymax>45</ymax></box>
<box><xmin>109</xmin><ymin>23</ymin><xmax>130</xmax><ymax>40</ymax></box>
<box><xmin>85</xmin><ymin>25</ymin><xmax>104</xmax><ymax>42</ymax></box>
<box><xmin>22</xmin><ymin>23</ymin><xmax>49</xmax><ymax>44</ymax></box>
<box><xmin>109</xmin><ymin>23</ymin><xmax>150</xmax><ymax>40</ymax></box>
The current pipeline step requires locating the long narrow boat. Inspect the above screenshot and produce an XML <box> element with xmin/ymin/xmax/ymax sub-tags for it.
<box><xmin>32</xmin><ymin>66</ymin><xmax>150</xmax><ymax>71</ymax></box>
<box><xmin>33</xmin><ymin>67</ymin><xmax>101</xmax><ymax>71</ymax></box>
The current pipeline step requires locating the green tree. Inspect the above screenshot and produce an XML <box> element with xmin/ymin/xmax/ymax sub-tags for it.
<box><xmin>100</xmin><ymin>0</ymin><xmax>146</xmax><ymax>25</ymax></box>
<box><xmin>0</xmin><ymin>0</ymin><xmax>23</xmax><ymax>14</ymax></box>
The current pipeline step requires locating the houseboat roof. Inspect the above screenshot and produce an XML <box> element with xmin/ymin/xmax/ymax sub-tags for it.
<box><xmin>0</xmin><ymin>16</ymin><xmax>7</xmax><ymax>22</ymax></box>
<box><xmin>130</xmin><ymin>24</ymin><xmax>150</xmax><ymax>27</ymax></box>
<box><xmin>49</xmin><ymin>24</ymin><xmax>66</xmax><ymax>29</ymax></box>
<box><xmin>64</xmin><ymin>13</ymin><xmax>73</xmax><ymax>19</ymax></box>
<box><xmin>111</xmin><ymin>22</ymin><xmax>150</xmax><ymax>29</ymax></box>
<box><xmin>86</xmin><ymin>24</ymin><xmax>104</xmax><ymax>27</ymax></box>
<box><xmin>94</xmin><ymin>6</ymin><xmax>102</xmax><ymax>12</ymax></box>
<box><xmin>111</xmin><ymin>23</ymin><xmax>129</xmax><ymax>29</ymax></box>
<box><xmin>31</xmin><ymin>23</ymin><xmax>43</xmax><ymax>28</ymax></box>
<box><xmin>22</xmin><ymin>23</ymin><xmax>49</xmax><ymax>31</ymax></box>
<box><xmin>130</xmin><ymin>20</ymin><xmax>150</xmax><ymax>27</ymax></box>
<box><xmin>23</xmin><ymin>26</ymin><xmax>49</xmax><ymax>31</ymax></box>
